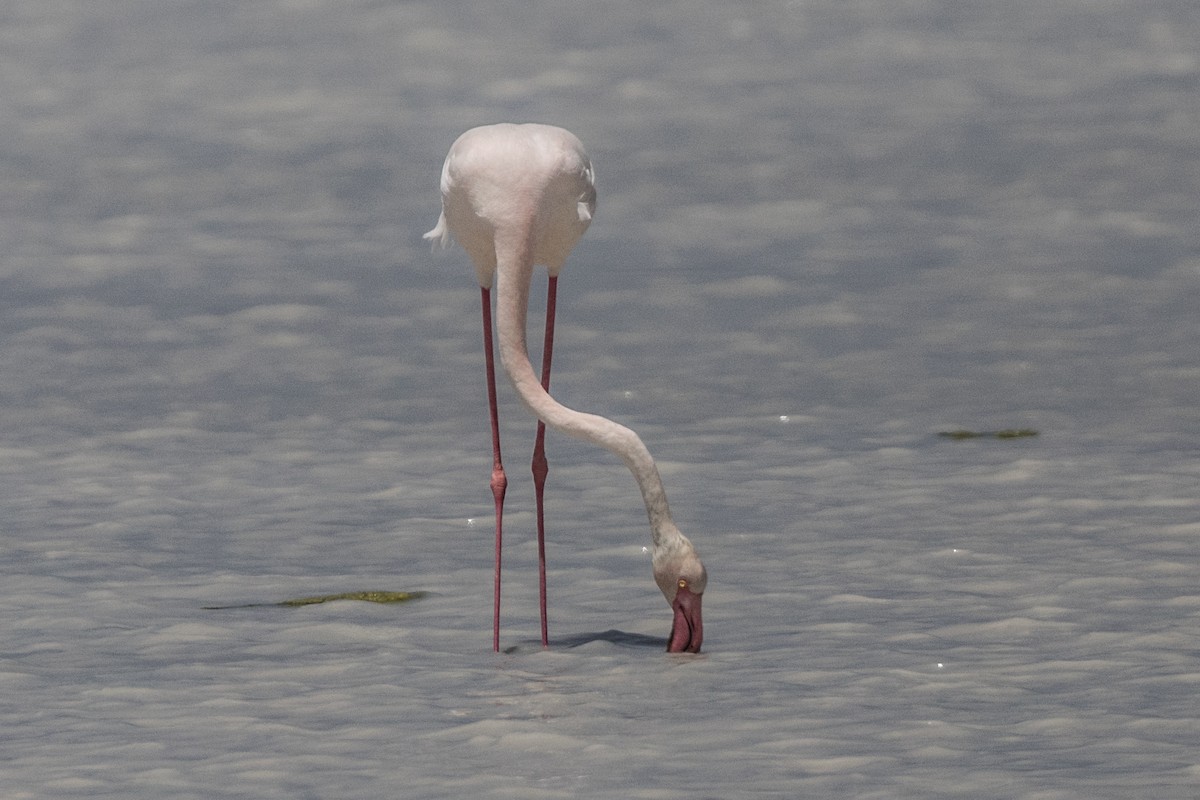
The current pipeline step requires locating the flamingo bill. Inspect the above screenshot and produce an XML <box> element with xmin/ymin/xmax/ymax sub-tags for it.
<box><xmin>667</xmin><ymin>585</ymin><xmax>703</xmax><ymax>653</ymax></box>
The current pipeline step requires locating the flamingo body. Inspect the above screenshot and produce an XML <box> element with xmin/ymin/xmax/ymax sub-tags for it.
<box><xmin>425</xmin><ymin>123</ymin><xmax>706</xmax><ymax>653</ymax></box>
<box><xmin>424</xmin><ymin>124</ymin><xmax>595</xmax><ymax>286</ymax></box>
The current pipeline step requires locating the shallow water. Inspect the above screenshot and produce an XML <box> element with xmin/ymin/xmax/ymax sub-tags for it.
<box><xmin>2</xmin><ymin>1</ymin><xmax>1199</xmax><ymax>797</ymax></box>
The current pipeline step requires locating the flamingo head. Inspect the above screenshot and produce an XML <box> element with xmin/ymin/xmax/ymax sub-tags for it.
<box><xmin>654</xmin><ymin>547</ymin><xmax>706</xmax><ymax>653</ymax></box>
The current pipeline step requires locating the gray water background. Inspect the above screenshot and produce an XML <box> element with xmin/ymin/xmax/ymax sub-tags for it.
<box><xmin>2</xmin><ymin>1</ymin><xmax>1198</xmax><ymax>797</ymax></box>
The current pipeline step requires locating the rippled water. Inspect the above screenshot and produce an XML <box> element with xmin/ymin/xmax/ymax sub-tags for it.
<box><xmin>2</xmin><ymin>1</ymin><xmax>1198</xmax><ymax>797</ymax></box>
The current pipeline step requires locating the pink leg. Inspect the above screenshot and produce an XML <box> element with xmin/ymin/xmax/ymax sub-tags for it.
<box><xmin>532</xmin><ymin>276</ymin><xmax>557</xmax><ymax>647</ymax></box>
<box><xmin>481</xmin><ymin>287</ymin><xmax>507</xmax><ymax>652</ymax></box>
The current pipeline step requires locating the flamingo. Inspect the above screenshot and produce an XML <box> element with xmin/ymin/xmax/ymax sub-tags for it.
<box><xmin>424</xmin><ymin>123</ymin><xmax>706</xmax><ymax>653</ymax></box>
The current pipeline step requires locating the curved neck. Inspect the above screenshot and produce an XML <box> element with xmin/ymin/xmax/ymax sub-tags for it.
<box><xmin>493</xmin><ymin>250</ymin><xmax>677</xmax><ymax>547</ymax></box>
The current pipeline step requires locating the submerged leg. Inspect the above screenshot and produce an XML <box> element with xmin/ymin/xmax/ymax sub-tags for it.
<box><xmin>481</xmin><ymin>287</ymin><xmax>507</xmax><ymax>653</ymax></box>
<box><xmin>531</xmin><ymin>276</ymin><xmax>558</xmax><ymax>648</ymax></box>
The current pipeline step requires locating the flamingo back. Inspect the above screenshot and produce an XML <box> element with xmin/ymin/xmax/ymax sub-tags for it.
<box><xmin>425</xmin><ymin>123</ymin><xmax>596</xmax><ymax>286</ymax></box>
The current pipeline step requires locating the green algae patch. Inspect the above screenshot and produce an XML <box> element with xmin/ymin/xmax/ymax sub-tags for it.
<box><xmin>205</xmin><ymin>590</ymin><xmax>428</xmax><ymax>610</ymax></box>
<box><xmin>277</xmin><ymin>590</ymin><xmax>428</xmax><ymax>606</ymax></box>
<box><xmin>938</xmin><ymin>428</ymin><xmax>1039</xmax><ymax>440</ymax></box>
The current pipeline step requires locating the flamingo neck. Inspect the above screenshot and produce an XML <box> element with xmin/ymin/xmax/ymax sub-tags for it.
<box><xmin>493</xmin><ymin>251</ymin><xmax>679</xmax><ymax>550</ymax></box>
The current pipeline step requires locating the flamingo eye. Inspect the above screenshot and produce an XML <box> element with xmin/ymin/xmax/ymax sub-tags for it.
<box><xmin>678</xmin><ymin>579</ymin><xmax>688</xmax><ymax>590</ymax></box>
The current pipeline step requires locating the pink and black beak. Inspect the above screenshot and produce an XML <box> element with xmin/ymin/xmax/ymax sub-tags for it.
<box><xmin>666</xmin><ymin>580</ymin><xmax>703</xmax><ymax>653</ymax></box>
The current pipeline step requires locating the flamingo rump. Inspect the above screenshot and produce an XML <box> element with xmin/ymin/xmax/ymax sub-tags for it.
<box><xmin>425</xmin><ymin>123</ymin><xmax>706</xmax><ymax>653</ymax></box>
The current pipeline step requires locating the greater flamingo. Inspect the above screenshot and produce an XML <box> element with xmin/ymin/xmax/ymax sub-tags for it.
<box><xmin>424</xmin><ymin>123</ymin><xmax>706</xmax><ymax>653</ymax></box>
